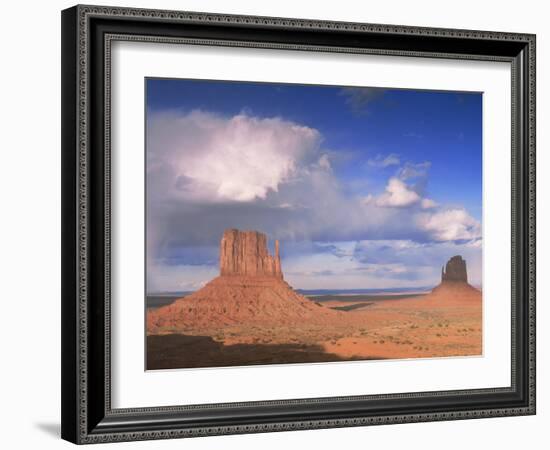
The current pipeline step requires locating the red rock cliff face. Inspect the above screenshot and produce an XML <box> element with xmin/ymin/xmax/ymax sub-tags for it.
<box><xmin>441</xmin><ymin>255</ymin><xmax>468</xmax><ymax>283</ymax></box>
<box><xmin>220</xmin><ymin>229</ymin><xmax>283</xmax><ymax>279</ymax></box>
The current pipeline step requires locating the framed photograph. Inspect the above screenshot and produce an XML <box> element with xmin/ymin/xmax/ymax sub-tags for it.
<box><xmin>61</xmin><ymin>5</ymin><xmax>536</xmax><ymax>444</ymax></box>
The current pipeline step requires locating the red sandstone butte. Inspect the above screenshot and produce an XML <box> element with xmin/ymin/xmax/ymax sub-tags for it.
<box><xmin>220</xmin><ymin>229</ymin><xmax>282</xmax><ymax>278</ymax></box>
<box><xmin>441</xmin><ymin>255</ymin><xmax>468</xmax><ymax>283</ymax></box>
<box><xmin>147</xmin><ymin>229</ymin><xmax>339</xmax><ymax>334</ymax></box>
<box><xmin>430</xmin><ymin>255</ymin><xmax>480</xmax><ymax>299</ymax></box>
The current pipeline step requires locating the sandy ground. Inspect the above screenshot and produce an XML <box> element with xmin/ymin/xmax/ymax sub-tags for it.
<box><xmin>321</xmin><ymin>297</ymin><xmax>481</xmax><ymax>359</ymax></box>
<box><xmin>147</xmin><ymin>283</ymin><xmax>482</xmax><ymax>369</ymax></box>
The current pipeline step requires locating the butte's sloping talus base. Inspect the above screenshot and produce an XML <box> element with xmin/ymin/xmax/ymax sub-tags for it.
<box><xmin>147</xmin><ymin>229</ymin><xmax>340</xmax><ymax>334</ymax></box>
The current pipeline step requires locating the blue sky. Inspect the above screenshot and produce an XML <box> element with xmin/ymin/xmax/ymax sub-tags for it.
<box><xmin>146</xmin><ymin>78</ymin><xmax>482</xmax><ymax>292</ymax></box>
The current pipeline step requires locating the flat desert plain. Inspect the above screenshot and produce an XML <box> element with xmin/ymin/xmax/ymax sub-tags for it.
<box><xmin>318</xmin><ymin>283</ymin><xmax>481</xmax><ymax>360</ymax></box>
<box><xmin>147</xmin><ymin>286</ymin><xmax>481</xmax><ymax>369</ymax></box>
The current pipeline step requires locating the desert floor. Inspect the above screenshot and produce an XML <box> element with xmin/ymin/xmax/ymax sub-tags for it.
<box><xmin>146</xmin><ymin>286</ymin><xmax>482</xmax><ymax>370</ymax></box>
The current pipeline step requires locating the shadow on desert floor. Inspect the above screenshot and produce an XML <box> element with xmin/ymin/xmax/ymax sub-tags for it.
<box><xmin>147</xmin><ymin>334</ymin><xmax>384</xmax><ymax>370</ymax></box>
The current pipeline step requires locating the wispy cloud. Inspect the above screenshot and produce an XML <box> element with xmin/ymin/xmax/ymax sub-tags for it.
<box><xmin>367</xmin><ymin>153</ymin><xmax>400</xmax><ymax>168</ymax></box>
<box><xmin>398</xmin><ymin>161</ymin><xmax>431</xmax><ymax>180</ymax></box>
<box><xmin>420</xmin><ymin>198</ymin><xmax>438</xmax><ymax>209</ymax></box>
<box><xmin>339</xmin><ymin>87</ymin><xmax>386</xmax><ymax>114</ymax></box>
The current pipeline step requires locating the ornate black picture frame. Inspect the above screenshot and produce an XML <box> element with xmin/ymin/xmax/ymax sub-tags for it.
<box><xmin>61</xmin><ymin>4</ymin><xmax>536</xmax><ymax>444</ymax></box>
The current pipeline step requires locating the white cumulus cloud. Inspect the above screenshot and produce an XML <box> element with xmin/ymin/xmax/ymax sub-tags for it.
<box><xmin>374</xmin><ymin>177</ymin><xmax>421</xmax><ymax>207</ymax></box>
<box><xmin>417</xmin><ymin>208</ymin><xmax>481</xmax><ymax>241</ymax></box>
<box><xmin>147</xmin><ymin>110</ymin><xmax>321</xmax><ymax>203</ymax></box>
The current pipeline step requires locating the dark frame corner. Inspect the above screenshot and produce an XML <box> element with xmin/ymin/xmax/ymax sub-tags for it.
<box><xmin>61</xmin><ymin>4</ymin><xmax>536</xmax><ymax>444</ymax></box>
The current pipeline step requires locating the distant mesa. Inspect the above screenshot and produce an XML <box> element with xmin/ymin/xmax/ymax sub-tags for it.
<box><xmin>441</xmin><ymin>255</ymin><xmax>468</xmax><ymax>283</ymax></box>
<box><xmin>147</xmin><ymin>229</ymin><xmax>339</xmax><ymax>334</ymax></box>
